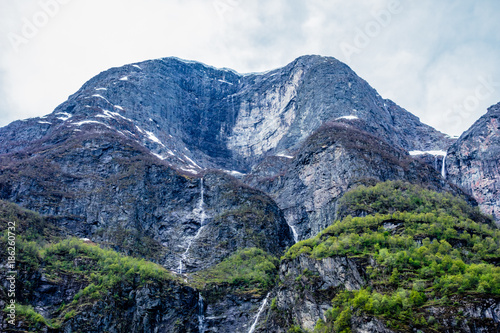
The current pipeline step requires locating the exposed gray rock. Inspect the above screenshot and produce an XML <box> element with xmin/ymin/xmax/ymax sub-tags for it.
<box><xmin>269</xmin><ymin>254</ymin><xmax>366</xmax><ymax>331</ymax></box>
<box><xmin>426</xmin><ymin>297</ymin><xmax>500</xmax><ymax>332</ymax></box>
<box><xmin>247</xmin><ymin>123</ymin><xmax>454</xmax><ymax>239</ymax></box>
<box><xmin>351</xmin><ymin>316</ymin><xmax>395</xmax><ymax>333</ymax></box>
<box><xmin>447</xmin><ymin>102</ymin><xmax>500</xmax><ymax>225</ymax></box>
<box><xmin>0</xmin><ymin>130</ymin><xmax>293</xmax><ymax>273</ymax></box>
<box><xmin>0</xmin><ymin>55</ymin><xmax>452</xmax><ymax>174</ymax></box>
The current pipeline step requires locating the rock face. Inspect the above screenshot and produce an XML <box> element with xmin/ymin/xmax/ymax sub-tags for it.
<box><xmin>270</xmin><ymin>255</ymin><xmax>366</xmax><ymax>331</ymax></box>
<box><xmin>0</xmin><ymin>127</ymin><xmax>293</xmax><ymax>272</ymax></box>
<box><xmin>7</xmin><ymin>270</ymin><xmax>200</xmax><ymax>333</ymax></box>
<box><xmin>0</xmin><ymin>55</ymin><xmax>451</xmax><ymax>171</ymax></box>
<box><xmin>447</xmin><ymin>102</ymin><xmax>500</xmax><ymax>224</ymax></box>
<box><xmin>246</xmin><ymin>122</ymin><xmax>454</xmax><ymax>239</ymax></box>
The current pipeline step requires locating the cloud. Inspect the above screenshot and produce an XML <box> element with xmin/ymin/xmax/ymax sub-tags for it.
<box><xmin>0</xmin><ymin>0</ymin><xmax>499</xmax><ymax>136</ymax></box>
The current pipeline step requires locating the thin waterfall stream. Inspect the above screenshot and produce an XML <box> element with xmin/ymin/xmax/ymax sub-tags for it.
<box><xmin>248</xmin><ymin>293</ymin><xmax>270</xmax><ymax>333</ymax></box>
<box><xmin>441</xmin><ymin>153</ymin><xmax>447</xmax><ymax>179</ymax></box>
<box><xmin>178</xmin><ymin>178</ymin><xmax>207</xmax><ymax>274</ymax></box>
<box><xmin>198</xmin><ymin>292</ymin><xmax>206</xmax><ymax>333</ymax></box>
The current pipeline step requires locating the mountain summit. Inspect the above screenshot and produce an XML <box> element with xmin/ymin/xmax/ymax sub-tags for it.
<box><xmin>0</xmin><ymin>55</ymin><xmax>452</xmax><ymax>174</ymax></box>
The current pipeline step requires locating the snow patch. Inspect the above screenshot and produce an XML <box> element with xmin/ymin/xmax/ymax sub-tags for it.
<box><xmin>217</xmin><ymin>79</ymin><xmax>233</xmax><ymax>85</ymax></box>
<box><xmin>179</xmin><ymin>167</ymin><xmax>199</xmax><ymax>174</ymax></box>
<box><xmin>72</xmin><ymin>120</ymin><xmax>110</xmax><ymax>128</ymax></box>
<box><xmin>223</xmin><ymin>170</ymin><xmax>246</xmax><ymax>177</ymax></box>
<box><xmin>132</xmin><ymin>65</ymin><xmax>142</xmax><ymax>70</ymax></box>
<box><xmin>336</xmin><ymin>115</ymin><xmax>359</xmax><ymax>121</ymax></box>
<box><xmin>38</xmin><ymin>121</ymin><xmax>52</xmax><ymax>125</ymax></box>
<box><xmin>56</xmin><ymin>112</ymin><xmax>72</xmax><ymax>121</ymax></box>
<box><xmin>96</xmin><ymin>110</ymin><xmax>132</xmax><ymax>122</ymax></box>
<box><xmin>409</xmin><ymin>150</ymin><xmax>447</xmax><ymax>157</ymax></box>
<box><xmin>145</xmin><ymin>130</ymin><xmax>165</xmax><ymax>146</ymax></box>
<box><xmin>119</xmin><ymin>76</ymin><xmax>129</xmax><ymax>81</ymax></box>
<box><xmin>114</xmin><ymin>105</ymin><xmax>124</xmax><ymax>110</ymax></box>
<box><xmin>95</xmin><ymin>88</ymin><xmax>107</xmax><ymax>91</ymax></box>
<box><xmin>276</xmin><ymin>153</ymin><xmax>294</xmax><ymax>159</ymax></box>
<box><xmin>183</xmin><ymin>154</ymin><xmax>201</xmax><ymax>169</ymax></box>
<box><xmin>91</xmin><ymin>94</ymin><xmax>113</xmax><ymax>105</ymax></box>
<box><xmin>151</xmin><ymin>152</ymin><xmax>165</xmax><ymax>160</ymax></box>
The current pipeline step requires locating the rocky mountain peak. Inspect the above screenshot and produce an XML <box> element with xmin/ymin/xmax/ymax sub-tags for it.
<box><xmin>0</xmin><ymin>55</ymin><xmax>453</xmax><ymax>176</ymax></box>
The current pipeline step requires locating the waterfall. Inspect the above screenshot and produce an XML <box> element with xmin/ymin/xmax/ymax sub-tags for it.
<box><xmin>248</xmin><ymin>293</ymin><xmax>270</xmax><ymax>333</ymax></box>
<box><xmin>434</xmin><ymin>155</ymin><xmax>438</xmax><ymax>170</ymax></box>
<box><xmin>178</xmin><ymin>178</ymin><xmax>207</xmax><ymax>274</ymax></box>
<box><xmin>290</xmin><ymin>225</ymin><xmax>299</xmax><ymax>243</ymax></box>
<box><xmin>198</xmin><ymin>293</ymin><xmax>206</xmax><ymax>333</ymax></box>
<box><xmin>441</xmin><ymin>153</ymin><xmax>447</xmax><ymax>179</ymax></box>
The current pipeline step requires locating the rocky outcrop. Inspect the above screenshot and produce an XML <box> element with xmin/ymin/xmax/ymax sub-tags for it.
<box><xmin>247</xmin><ymin>123</ymin><xmax>453</xmax><ymax>239</ymax></box>
<box><xmin>447</xmin><ymin>102</ymin><xmax>500</xmax><ymax>225</ymax></box>
<box><xmin>425</xmin><ymin>296</ymin><xmax>500</xmax><ymax>333</ymax></box>
<box><xmin>62</xmin><ymin>283</ymin><xmax>199</xmax><ymax>333</ymax></box>
<box><xmin>350</xmin><ymin>316</ymin><xmax>395</xmax><ymax>333</ymax></box>
<box><xmin>268</xmin><ymin>254</ymin><xmax>366</xmax><ymax>332</ymax></box>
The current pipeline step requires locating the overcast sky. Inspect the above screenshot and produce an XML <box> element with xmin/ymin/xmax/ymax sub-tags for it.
<box><xmin>0</xmin><ymin>0</ymin><xmax>499</xmax><ymax>136</ymax></box>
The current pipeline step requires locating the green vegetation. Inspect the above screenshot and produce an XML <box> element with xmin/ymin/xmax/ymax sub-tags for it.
<box><xmin>282</xmin><ymin>181</ymin><xmax>500</xmax><ymax>332</ymax></box>
<box><xmin>41</xmin><ymin>238</ymin><xmax>177</xmax><ymax>300</ymax></box>
<box><xmin>3</xmin><ymin>304</ymin><xmax>61</xmax><ymax>330</ymax></box>
<box><xmin>337</xmin><ymin>181</ymin><xmax>493</xmax><ymax>225</ymax></box>
<box><xmin>0</xmin><ymin>200</ymin><xmax>62</xmax><ymax>244</ymax></box>
<box><xmin>7</xmin><ymin>236</ymin><xmax>178</xmax><ymax>329</ymax></box>
<box><xmin>191</xmin><ymin>248</ymin><xmax>278</xmax><ymax>294</ymax></box>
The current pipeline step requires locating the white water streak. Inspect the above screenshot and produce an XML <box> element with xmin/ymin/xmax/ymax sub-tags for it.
<box><xmin>248</xmin><ymin>293</ymin><xmax>270</xmax><ymax>333</ymax></box>
<box><xmin>178</xmin><ymin>178</ymin><xmax>206</xmax><ymax>274</ymax></box>
<box><xmin>198</xmin><ymin>293</ymin><xmax>206</xmax><ymax>333</ymax></box>
<box><xmin>290</xmin><ymin>225</ymin><xmax>299</xmax><ymax>243</ymax></box>
<box><xmin>441</xmin><ymin>153</ymin><xmax>447</xmax><ymax>179</ymax></box>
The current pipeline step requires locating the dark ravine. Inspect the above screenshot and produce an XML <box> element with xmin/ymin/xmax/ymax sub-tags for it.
<box><xmin>0</xmin><ymin>55</ymin><xmax>499</xmax><ymax>332</ymax></box>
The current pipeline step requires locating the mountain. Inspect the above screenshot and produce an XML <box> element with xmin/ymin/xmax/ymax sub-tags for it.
<box><xmin>446</xmin><ymin>102</ymin><xmax>500</xmax><ymax>224</ymax></box>
<box><xmin>0</xmin><ymin>55</ymin><xmax>457</xmax><ymax>242</ymax></box>
<box><xmin>0</xmin><ymin>55</ymin><xmax>498</xmax><ymax>332</ymax></box>
<box><xmin>0</xmin><ymin>55</ymin><xmax>453</xmax><ymax>169</ymax></box>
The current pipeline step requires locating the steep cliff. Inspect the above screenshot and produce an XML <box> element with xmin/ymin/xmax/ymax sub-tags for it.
<box><xmin>0</xmin><ymin>55</ymin><xmax>456</xmax><ymax>244</ymax></box>
<box><xmin>447</xmin><ymin>102</ymin><xmax>500</xmax><ymax>225</ymax></box>
<box><xmin>0</xmin><ymin>126</ymin><xmax>293</xmax><ymax>273</ymax></box>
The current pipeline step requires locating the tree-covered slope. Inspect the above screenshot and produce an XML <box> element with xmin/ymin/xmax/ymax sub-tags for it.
<box><xmin>270</xmin><ymin>181</ymin><xmax>500</xmax><ymax>333</ymax></box>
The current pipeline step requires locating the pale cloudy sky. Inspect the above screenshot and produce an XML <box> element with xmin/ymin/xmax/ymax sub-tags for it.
<box><xmin>0</xmin><ymin>0</ymin><xmax>499</xmax><ymax>136</ymax></box>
